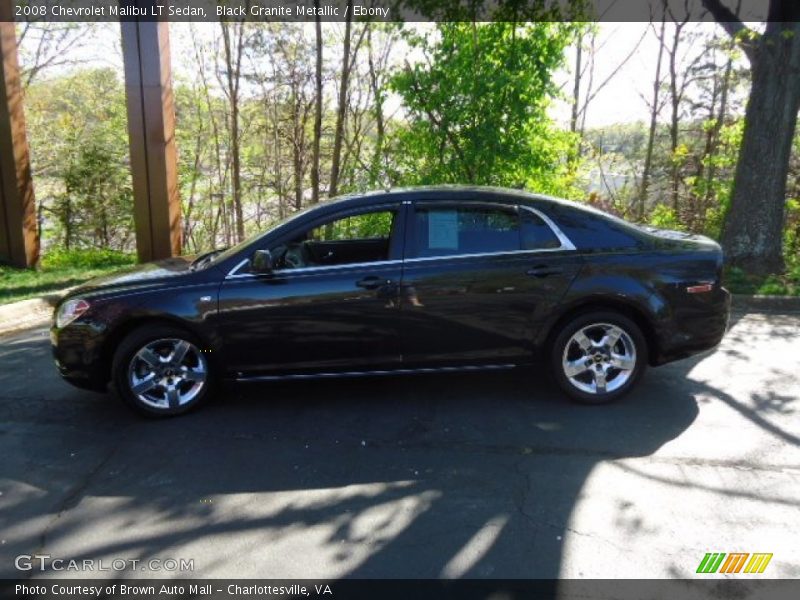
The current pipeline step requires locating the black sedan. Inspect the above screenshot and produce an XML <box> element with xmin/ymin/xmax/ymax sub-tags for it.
<box><xmin>51</xmin><ymin>186</ymin><xmax>730</xmax><ymax>416</ymax></box>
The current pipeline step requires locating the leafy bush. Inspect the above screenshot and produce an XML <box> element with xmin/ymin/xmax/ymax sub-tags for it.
<box><xmin>757</xmin><ymin>275</ymin><xmax>789</xmax><ymax>296</ymax></box>
<box><xmin>724</xmin><ymin>266</ymin><xmax>799</xmax><ymax>296</ymax></box>
<box><xmin>41</xmin><ymin>249</ymin><xmax>135</xmax><ymax>270</ymax></box>
<box><xmin>647</xmin><ymin>204</ymin><xmax>685</xmax><ymax>231</ymax></box>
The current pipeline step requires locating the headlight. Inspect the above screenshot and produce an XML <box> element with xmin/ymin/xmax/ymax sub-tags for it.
<box><xmin>55</xmin><ymin>298</ymin><xmax>91</xmax><ymax>328</ymax></box>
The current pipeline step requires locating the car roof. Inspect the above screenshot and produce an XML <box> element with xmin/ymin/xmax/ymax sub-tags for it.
<box><xmin>324</xmin><ymin>185</ymin><xmax>576</xmax><ymax>209</ymax></box>
<box><xmin>326</xmin><ymin>185</ymin><xmax>646</xmax><ymax>228</ymax></box>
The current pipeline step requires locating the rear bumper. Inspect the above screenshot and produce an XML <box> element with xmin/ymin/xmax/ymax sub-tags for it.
<box><xmin>652</xmin><ymin>286</ymin><xmax>731</xmax><ymax>365</ymax></box>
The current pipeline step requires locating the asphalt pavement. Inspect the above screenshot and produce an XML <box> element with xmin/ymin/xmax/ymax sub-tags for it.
<box><xmin>0</xmin><ymin>310</ymin><xmax>798</xmax><ymax>579</ymax></box>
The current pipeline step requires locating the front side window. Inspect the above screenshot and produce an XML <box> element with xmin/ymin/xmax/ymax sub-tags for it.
<box><xmin>308</xmin><ymin>211</ymin><xmax>394</xmax><ymax>242</ymax></box>
<box><xmin>412</xmin><ymin>205</ymin><xmax>520</xmax><ymax>258</ymax></box>
<box><xmin>270</xmin><ymin>209</ymin><xmax>397</xmax><ymax>270</ymax></box>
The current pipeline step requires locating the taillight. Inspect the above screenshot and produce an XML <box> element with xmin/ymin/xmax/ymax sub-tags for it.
<box><xmin>686</xmin><ymin>284</ymin><xmax>713</xmax><ymax>294</ymax></box>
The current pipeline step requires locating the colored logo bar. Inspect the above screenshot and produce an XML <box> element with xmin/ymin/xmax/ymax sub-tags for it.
<box><xmin>696</xmin><ymin>553</ymin><xmax>773</xmax><ymax>574</ymax></box>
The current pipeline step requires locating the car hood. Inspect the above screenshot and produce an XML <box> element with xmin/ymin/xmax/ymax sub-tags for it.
<box><xmin>68</xmin><ymin>256</ymin><xmax>200</xmax><ymax>298</ymax></box>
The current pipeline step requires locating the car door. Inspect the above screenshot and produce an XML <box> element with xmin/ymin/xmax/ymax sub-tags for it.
<box><xmin>397</xmin><ymin>200</ymin><xmax>583</xmax><ymax>368</ymax></box>
<box><xmin>217</xmin><ymin>204</ymin><xmax>404</xmax><ymax>377</ymax></box>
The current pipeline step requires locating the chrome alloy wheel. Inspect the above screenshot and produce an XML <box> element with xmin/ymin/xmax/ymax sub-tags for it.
<box><xmin>127</xmin><ymin>338</ymin><xmax>207</xmax><ymax>409</ymax></box>
<box><xmin>561</xmin><ymin>322</ymin><xmax>637</xmax><ymax>395</ymax></box>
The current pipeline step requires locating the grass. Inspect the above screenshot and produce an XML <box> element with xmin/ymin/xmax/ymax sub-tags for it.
<box><xmin>0</xmin><ymin>249</ymin><xmax>135</xmax><ymax>305</ymax></box>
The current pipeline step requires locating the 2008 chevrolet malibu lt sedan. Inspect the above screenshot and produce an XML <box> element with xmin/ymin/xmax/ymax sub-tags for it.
<box><xmin>51</xmin><ymin>186</ymin><xmax>730</xmax><ymax>416</ymax></box>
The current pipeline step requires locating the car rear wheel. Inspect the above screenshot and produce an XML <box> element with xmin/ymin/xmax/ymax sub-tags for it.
<box><xmin>112</xmin><ymin>325</ymin><xmax>212</xmax><ymax>417</ymax></box>
<box><xmin>551</xmin><ymin>311</ymin><xmax>647</xmax><ymax>404</ymax></box>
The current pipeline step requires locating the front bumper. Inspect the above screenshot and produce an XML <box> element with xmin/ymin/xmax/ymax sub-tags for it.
<box><xmin>51</xmin><ymin>325</ymin><xmax>109</xmax><ymax>392</ymax></box>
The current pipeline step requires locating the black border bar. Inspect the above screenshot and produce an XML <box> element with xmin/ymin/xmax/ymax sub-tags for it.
<box><xmin>5</xmin><ymin>0</ymin><xmax>771</xmax><ymax>23</ymax></box>
<box><xmin>3</xmin><ymin>579</ymin><xmax>800</xmax><ymax>600</ymax></box>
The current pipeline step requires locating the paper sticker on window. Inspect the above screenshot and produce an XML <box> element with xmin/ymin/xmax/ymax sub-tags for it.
<box><xmin>428</xmin><ymin>210</ymin><xmax>458</xmax><ymax>249</ymax></box>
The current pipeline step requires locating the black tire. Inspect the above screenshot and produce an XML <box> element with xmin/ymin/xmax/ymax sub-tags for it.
<box><xmin>550</xmin><ymin>310</ymin><xmax>648</xmax><ymax>405</ymax></box>
<box><xmin>111</xmin><ymin>324</ymin><xmax>213</xmax><ymax>417</ymax></box>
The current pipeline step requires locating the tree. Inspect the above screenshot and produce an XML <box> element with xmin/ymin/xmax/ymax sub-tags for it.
<box><xmin>311</xmin><ymin>3</ymin><xmax>323</xmax><ymax>204</ymax></box>
<box><xmin>703</xmin><ymin>0</ymin><xmax>800</xmax><ymax>273</ymax></box>
<box><xmin>570</xmin><ymin>26</ymin><xmax>646</xmax><ymax>139</ymax></box>
<box><xmin>219</xmin><ymin>20</ymin><xmax>248</xmax><ymax>243</ymax></box>
<box><xmin>270</xmin><ymin>24</ymin><xmax>316</xmax><ymax>211</ymax></box>
<box><xmin>368</xmin><ymin>26</ymin><xmax>399</xmax><ymax>186</ymax></box>
<box><xmin>391</xmin><ymin>22</ymin><xmax>581</xmax><ymax>192</ymax></box>
<box><xmin>25</xmin><ymin>69</ymin><xmax>133</xmax><ymax>251</ymax></box>
<box><xmin>16</xmin><ymin>22</ymin><xmax>96</xmax><ymax>88</ymax></box>
<box><xmin>329</xmin><ymin>1</ymin><xmax>366</xmax><ymax>198</ymax></box>
<box><xmin>640</xmin><ymin>17</ymin><xmax>668</xmax><ymax>220</ymax></box>
<box><xmin>663</xmin><ymin>10</ymin><xmax>705</xmax><ymax>214</ymax></box>
<box><xmin>681</xmin><ymin>13</ymin><xmax>746</xmax><ymax>234</ymax></box>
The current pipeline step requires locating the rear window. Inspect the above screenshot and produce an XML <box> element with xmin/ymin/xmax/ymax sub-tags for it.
<box><xmin>548</xmin><ymin>205</ymin><xmax>645</xmax><ymax>251</ymax></box>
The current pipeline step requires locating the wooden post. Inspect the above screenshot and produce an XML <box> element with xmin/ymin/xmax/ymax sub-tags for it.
<box><xmin>0</xmin><ymin>6</ymin><xmax>39</xmax><ymax>268</ymax></box>
<box><xmin>121</xmin><ymin>6</ymin><xmax>181</xmax><ymax>262</ymax></box>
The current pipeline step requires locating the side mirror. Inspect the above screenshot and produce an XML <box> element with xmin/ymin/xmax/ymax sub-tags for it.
<box><xmin>251</xmin><ymin>249</ymin><xmax>274</xmax><ymax>273</ymax></box>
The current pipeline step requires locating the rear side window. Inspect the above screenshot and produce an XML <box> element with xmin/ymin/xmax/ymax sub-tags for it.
<box><xmin>412</xmin><ymin>206</ymin><xmax>520</xmax><ymax>258</ymax></box>
<box><xmin>549</xmin><ymin>205</ymin><xmax>645</xmax><ymax>251</ymax></box>
<box><xmin>521</xmin><ymin>210</ymin><xmax>561</xmax><ymax>250</ymax></box>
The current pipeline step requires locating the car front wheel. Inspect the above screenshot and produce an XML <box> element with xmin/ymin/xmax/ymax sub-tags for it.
<box><xmin>551</xmin><ymin>311</ymin><xmax>647</xmax><ymax>404</ymax></box>
<box><xmin>112</xmin><ymin>325</ymin><xmax>212</xmax><ymax>416</ymax></box>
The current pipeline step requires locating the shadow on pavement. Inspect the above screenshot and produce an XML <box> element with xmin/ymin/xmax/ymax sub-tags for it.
<box><xmin>0</xmin><ymin>323</ymin><xmax>707</xmax><ymax>579</ymax></box>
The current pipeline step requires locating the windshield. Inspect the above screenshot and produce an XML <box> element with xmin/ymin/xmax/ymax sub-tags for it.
<box><xmin>202</xmin><ymin>205</ymin><xmax>320</xmax><ymax>268</ymax></box>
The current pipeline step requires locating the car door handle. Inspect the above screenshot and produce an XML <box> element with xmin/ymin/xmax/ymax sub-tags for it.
<box><xmin>356</xmin><ymin>276</ymin><xmax>389</xmax><ymax>290</ymax></box>
<box><xmin>526</xmin><ymin>265</ymin><xmax>563</xmax><ymax>278</ymax></box>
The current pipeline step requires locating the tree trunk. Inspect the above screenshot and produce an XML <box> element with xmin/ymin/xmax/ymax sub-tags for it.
<box><xmin>701</xmin><ymin>43</ymin><xmax>733</xmax><ymax>226</ymax></box>
<box><xmin>292</xmin><ymin>94</ymin><xmax>304</xmax><ymax>211</ymax></box>
<box><xmin>271</xmin><ymin>91</ymin><xmax>285</xmax><ymax>219</ymax></box>
<box><xmin>230</xmin><ymin>99</ymin><xmax>244</xmax><ymax>242</ymax></box>
<box><xmin>221</xmin><ymin>22</ymin><xmax>245</xmax><ymax>243</ymax></box>
<box><xmin>367</xmin><ymin>25</ymin><xmax>386</xmax><ymax>184</ymax></box>
<box><xmin>311</xmin><ymin>6</ymin><xmax>323</xmax><ymax>204</ymax></box>
<box><xmin>721</xmin><ymin>21</ymin><xmax>800</xmax><ymax>273</ymax></box>
<box><xmin>667</xmin><ymin>24</ymin><xmax>682</xmax><ymax>214</ymax></box>
<box><xmin>64</xmin><ymin>196</ymin><xmax>72</xmax><ymax>250</ymax></box>
<box><xmin>570</xmin><ymin>37</ymin><xmax>582</xmax><ymax>135</ymax></box>
<box><xmin>639</xmin><ymin>18</ymin><xmax>667</xmax><ymax>220</ymax></box>
<box><xmin>329</xmin><ymin>0</ymin><xmax>353</xmax><ymax>198</ymax></box>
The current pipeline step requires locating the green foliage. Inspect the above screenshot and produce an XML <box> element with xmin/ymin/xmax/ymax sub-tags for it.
<box><xmin>25</xmin><ymin>68</ymin><xmax>134</xmax><ymax>251</ymax></box>
<box><xmin>647</xmin><ymin>205</ymin><xmax>685</xmax><ymax>231</ymax></box>
<box><xmin>723</xmin><ymin>266</ymin><xmax>800</xmax><ymax>296</ymax></box>
<box><xmin>389</xmin><ymin>22</ymin><xmax>583</xmax><ymax>195</ymax></box>
<box><xmin>312</xmin><ymin>211</ymin><xmax>394</xmax><ymax>241</ymax></box>
<box><xmin>41</xmin><ymin>249</ymin><xmax>136</xmax><ymax>270</ymax></box>
<box><xmin>784</xmin><ymin>198</ymin><xmax>800</xmax><ymax>270</ymax></box>
<box><xmin>758</xmin><ymin>275</ymin><xmax>789</xmax><ymax>295</ymax></box>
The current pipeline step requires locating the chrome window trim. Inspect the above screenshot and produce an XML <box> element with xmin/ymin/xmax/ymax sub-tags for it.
<box><xmin>519</xmin><ymin>205</ymin><xmax>577</xmax><ymax>251</ymax></box>
<box><xmin>403</xmin><ymin>246</ymin><xmax>571</xmax><ymax>265</ymax></box>
<box><xmin>227</xmin><ymin>258</ymin><xmax>403</xmax><ymax>279</ymax></box>
<box><xmin>224</xmin><ymin>203</ymin><xmax>577</xmax><ymax>280</ymax></box>
<box><xmin>227</xmin><ymin>258</ymin><xmax>251</xmax><ymax>278</ymax></box>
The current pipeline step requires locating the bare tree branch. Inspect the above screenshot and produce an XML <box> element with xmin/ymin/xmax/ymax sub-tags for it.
<box><xmin>701</xmin><ymin>0</ymin><xmax>756</xmax><ymax>63</ymax></box>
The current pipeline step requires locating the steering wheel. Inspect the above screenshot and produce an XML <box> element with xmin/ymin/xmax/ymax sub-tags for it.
<box><xmin>283</xmin><ymin>243</ymin><xmax>307</xmax><ymax>269</ymax></box>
